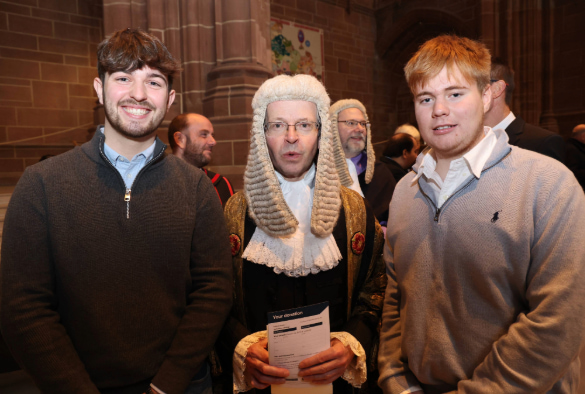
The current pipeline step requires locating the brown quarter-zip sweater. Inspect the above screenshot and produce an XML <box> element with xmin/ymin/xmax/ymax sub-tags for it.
<box><xmin>0</xmin><ymin>130</ymin><xmax>233</xmax><ymax>394</ymax></box>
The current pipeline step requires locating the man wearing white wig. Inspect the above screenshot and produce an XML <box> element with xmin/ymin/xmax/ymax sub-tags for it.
<box><xmin>217</xmin><ymin>75</ymin><xmax>386</xmax><ymax>394</ymax></box>
<box><xmin>330</xmin><ymin>99</ymin><xmax>396</xmax><ymax>226</ymax></box>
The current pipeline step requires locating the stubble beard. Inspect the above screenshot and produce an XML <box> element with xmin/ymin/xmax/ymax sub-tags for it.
<box><xmin>103</xmin><ymin>96</ymin><xmax>166</xmax><ymax>139</ymax></box>
<box><xmin>183</xmin><ymin>138</ymin><xmax>211</xmax><ymax>168</ymax></box>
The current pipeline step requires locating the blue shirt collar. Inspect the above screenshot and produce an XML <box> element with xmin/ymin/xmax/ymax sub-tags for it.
<box><xmin>100</xmin><ymin>127</ymin><xmax>156</xmax><ymax>165</ymax></box>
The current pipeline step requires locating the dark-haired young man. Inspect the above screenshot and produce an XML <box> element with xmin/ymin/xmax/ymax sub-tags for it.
<box><xmin>0</xmin><ymin>28</ymin><xmax>232</xmax><ymax>394</ymax></box>
<box><xmin>168</xmin><ymin>113</ymin><xmax>234</xmax><ymax>207</ymax></box>
<box><xmin>380</xmin><ymin>133</ymin><xmax>419</xmax><ymax>182</ymax></box>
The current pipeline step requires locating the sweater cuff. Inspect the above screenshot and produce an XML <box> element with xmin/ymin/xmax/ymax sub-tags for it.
<box><xmin>378</xmin><ymin>372</ymin><xmax>421</xmax><ymax>394</ymax></box>
<box><xmin>330</xmin><ymin>331</ymin><xmax>367</xmax><ymax>387</ymax></box>
<box><xmin>398</xmin><ymin>386</ymin><xmax>422</xmax><ymax>394</ymax></box>
<box><xmin>151</xmin><ymin>359</ymin><xmax>197</xmax><ymax>394</ymax></box>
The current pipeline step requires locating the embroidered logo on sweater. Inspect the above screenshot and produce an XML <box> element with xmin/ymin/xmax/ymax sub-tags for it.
<box><xmin>229</xmin><ymin>234</ymin><xmax>241</xmax><ymax>256</ymax></box>
<box><xmin>491</xmin><ymin>211</ymin><xmax>502</xmax><ymax>223</ymax></box>
<box><xmin>351</xmin><ymin>231</ymin><xmax>365</xmax><ymax>255</ymax></box>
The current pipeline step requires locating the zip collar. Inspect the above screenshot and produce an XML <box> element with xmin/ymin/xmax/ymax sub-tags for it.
<box><xmin>83</xmin><ymin>126</ymin><xmax>168</xmax><ymax>220</ymax></box>
<box><xmin>82</xmin><ymin>126</ymin><xmax>168</xmax><ymax>169</ymax></box>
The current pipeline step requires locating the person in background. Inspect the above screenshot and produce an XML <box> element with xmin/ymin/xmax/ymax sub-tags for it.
<box><xmin>484</xmin><ymin>59</ymin><xmax>565</xmax><ymax>162</ymax></box>
<box><xmin>168</xmin><ymin>113</ymin><xmax>234</xmax><ymax>207</ymax></box>
<box><xmin>329</xmin><ymin>99</ymin><xmax>396</xmax><ymax>227</ymax></box>
<box><xmin>393</xmin><ymin>123</ymin><xmax>421</xmax><ymax>145</ymax></box>
<box><xmin>380</xmin><ymin>133</ymin><xmax>420</xmax><ymax>182</ymax></box>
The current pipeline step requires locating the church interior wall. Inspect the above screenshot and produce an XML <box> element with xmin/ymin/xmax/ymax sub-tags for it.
<box><xmin>0</xmin><ymin>0</ymin><xmax>584</xmax><ymax>185</ymax></box>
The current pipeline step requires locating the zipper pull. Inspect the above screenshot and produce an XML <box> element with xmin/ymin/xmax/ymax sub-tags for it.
<box><xmin>125</xmin><ymin>188</ymin><xmax>131</xmax><ymax>219</ymax></box>
<box><xmin>434</xmin><ymin>208</ymin><xmax>440</xmax><ymax>222</ymax></box>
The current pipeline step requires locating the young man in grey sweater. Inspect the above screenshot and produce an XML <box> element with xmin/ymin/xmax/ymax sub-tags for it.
<box><xmin>378</xmin><ymin>35</ymin><xmax>585</xmax><ymax>394</ymax></box>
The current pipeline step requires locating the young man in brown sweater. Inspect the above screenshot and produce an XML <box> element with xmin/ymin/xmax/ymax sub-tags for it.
<box><xmin>0</xmin><ymin>28</ymin><xmax>232</xmax><ymax>394</ymax></box>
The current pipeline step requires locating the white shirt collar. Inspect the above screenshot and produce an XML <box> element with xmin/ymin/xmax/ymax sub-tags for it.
<box><xmin>413</xmin><ymin>126</ymin><xmax>498</xmax><ymax>182</ymax></box>
<box><xmin>345</xmin><ymin>159</ymin><xmax>364</xmax><ymax>197</ymax></box>
<box><xmin>275</xmin><ymin>164</ymin><xmax>316</xmax><ymax>233</ymax></box>
<box><xmin>493</xmin><ymin>111</ymin><xmax>516</xmax><ymax>132</ymax></box>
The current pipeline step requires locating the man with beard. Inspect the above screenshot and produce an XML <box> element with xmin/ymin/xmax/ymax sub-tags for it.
<box><xmin>329</xmin><ymin>99</ymin><xmax>397</xmax><ymax>226</ymax></box>
<box><xmin>378</xmin><ymin>35</ymin><xmax>585</xmax><ymax>394</ymax></box>
<box><xmin>0</xmin><ymin>28</ymin><xmax>232</xmax><ymax>394</ymax></box>
<box><xmin>218</xmin><ymin>74</ymin><xmax>386</xmax><ymax>394</ymax></box>
<box><xmin>168</xmin><ymin>113</ymin><xmax>234</xmax><ymax>207</ymax></box>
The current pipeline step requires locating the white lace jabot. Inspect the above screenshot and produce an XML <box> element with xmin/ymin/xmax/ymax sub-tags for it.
<box><xmin>242</xmin><ymin>164</ymin><xmax>342</xmax><ymax>277</ymax></box>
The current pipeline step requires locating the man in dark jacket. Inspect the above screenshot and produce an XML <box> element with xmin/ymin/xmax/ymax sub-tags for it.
<box><xmin>380</xmin><ymin>133</ymin><xmax>420</xmax><ymax>182</ymax></box>
<box><xmin>484</xmin><ymin>59</ymin><xmax>565</xmax><ymax>162</ymax></box>
<box><xmin>566</xmin><ymin>124</ymin><xmax>585</xmax><ymax>191</ymax></box>
<box><xmin>0</xmin><ymin>28</ymin><xmax>232</xmax><ymax>394</ymax></box>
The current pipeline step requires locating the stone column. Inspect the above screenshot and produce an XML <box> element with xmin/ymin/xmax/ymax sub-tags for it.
<box><xmin>103</xmin><ymin>0</ymin><xmax>148</xmax><ymax>36</ymax></box>
<box><xmin>100</xmin><ymin>0</ymin><xmax>272</xmax><ymax>189</ymax></box>
<box><xmin>481</xmin><ymin>0</ymin><xmax>558</xmax><ymax>132</ymax></box>
<box><xmin>538</xmin><ymin>0</ymin><xmax>559</xmax><ymax>133</ymax></box>
<box><xmin>480</xmin><ymin>0</ymin><xmax>498</xmax><ymax>54</ymax></box>
<box><xmin>506</xmin><ymin>0</ymin><xmax>558</xmax><ymax>130</ymax></box>
<box><xmin>202</xmin><ymin>0</ymin><xmax>272</xmax><ymax>189</ymax></box>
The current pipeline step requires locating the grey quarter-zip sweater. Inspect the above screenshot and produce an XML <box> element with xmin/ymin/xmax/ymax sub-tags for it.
<box><xmin>378</xmin><ymin>129</ymin><xmax>585</xmax><ymax>393</ymax></box>
<box><xmin>0</xmin><ymin>130</ymin><xmax>233</xmax><ymax>394</ymax></box>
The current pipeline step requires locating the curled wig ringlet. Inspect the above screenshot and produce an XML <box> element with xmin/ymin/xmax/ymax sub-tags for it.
<box><xmin>244</xmin><ymin>74</ymin><xmax>341</xmax><ymax>238</ymax></box>
<box><xmin>329</xmin><ymin>99</ymin><xmax>375</xmax><ymax>185</ymax></box>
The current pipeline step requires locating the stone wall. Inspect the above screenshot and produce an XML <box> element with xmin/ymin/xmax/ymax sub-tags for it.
<box><xmin>373</xmin><ymin>0</ymin><xmax>481</xmax><ymax>144</ymax></box>
<box><xmin>0</xmin><ymin>0</ymin><xmax>103</xmax><ymax>185</ymax></box>
<box><xmin>2</xmin><ymin>0</ymin><xmax>584</xmax><ymax>187</ymax></box>
<box><xmin>552</xmin><ymin>0</ymin><xmax>585</xmax><ymax>135</ymax></box>
<box><xmin>270</xmin><ymin>0</ymin><xmax>384</xmax><ymax>144</ymax></box>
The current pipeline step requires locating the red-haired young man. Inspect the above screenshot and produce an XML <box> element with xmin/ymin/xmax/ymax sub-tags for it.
<box><xmin>378</xmin><ymin>35</ymin><xmax>585</xmax><ymax>394</ymax></box>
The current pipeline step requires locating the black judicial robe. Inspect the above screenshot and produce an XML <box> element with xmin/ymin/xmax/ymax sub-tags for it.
<box><xmin>216</xmin><ymin>188</ymin><xmax>386</xmax><ymax>394</ymax></box>
<box><xmin>358</xmin><ymin>161</ymin><xmax>396</xmax><ymax>225</ymax></box>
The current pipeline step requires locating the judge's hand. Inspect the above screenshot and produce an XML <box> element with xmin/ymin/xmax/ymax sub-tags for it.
<box><xmin>297</xmin><ymin>338</ymin><xmax>355</xmax><ymax>385</ymax></box>
<box><xmin>245</xmin><ymin>338</ymin><xmax>289</xmax><ymax>389</ymax></box>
